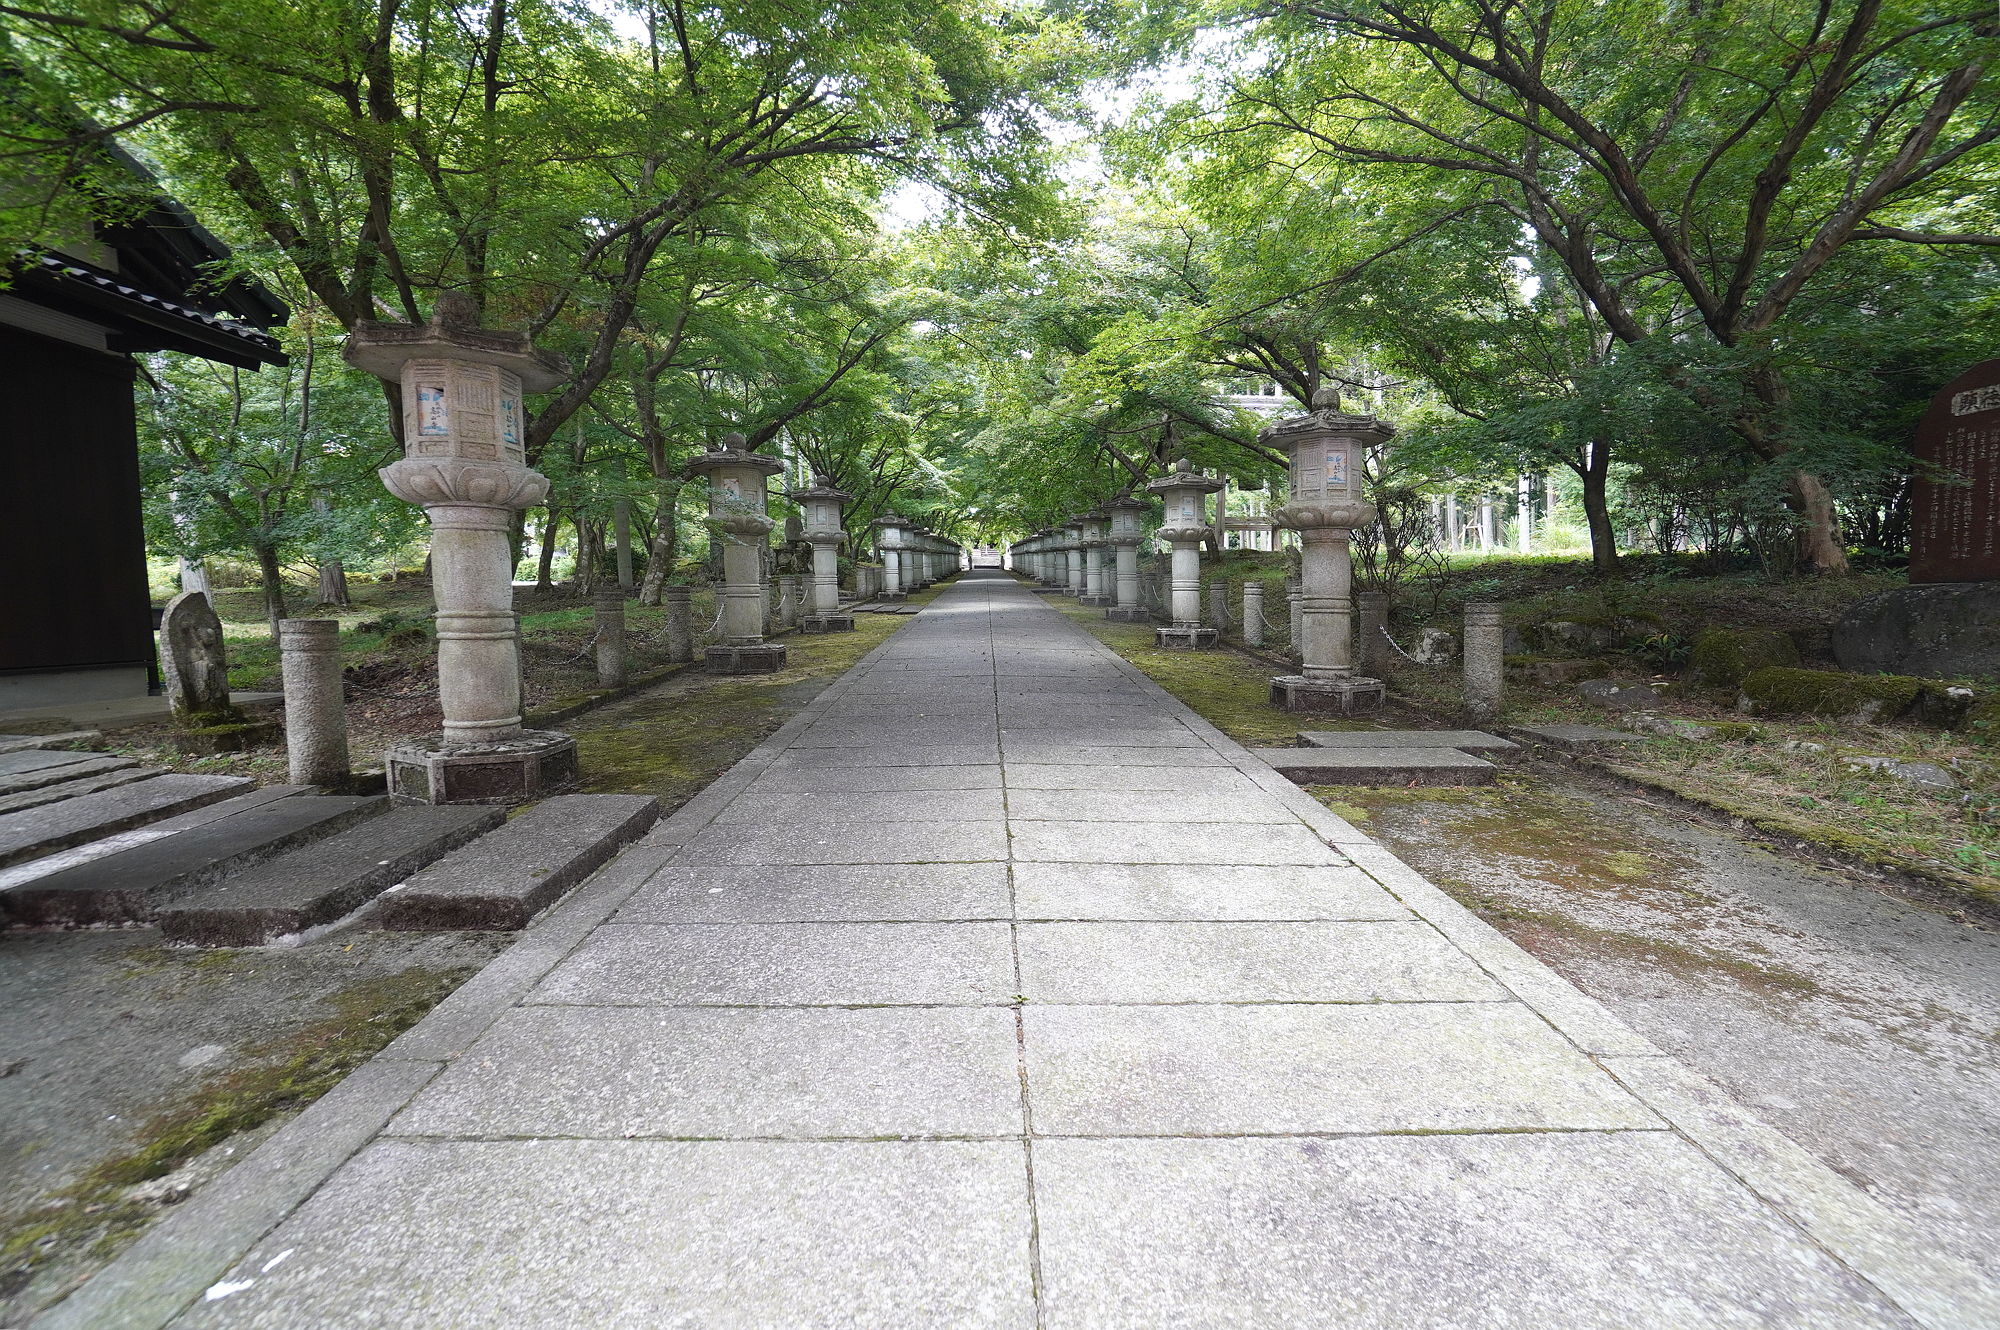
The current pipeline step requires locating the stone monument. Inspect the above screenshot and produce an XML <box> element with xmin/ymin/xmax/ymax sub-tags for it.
<box><xmin>345</xmin><ymin>292</ymin><xmax>577</xmax><ymax>804</ymax></box>
<box><xmin>686</xmin><ymin>433</ymin><xmax>788</xmax><ymax>673</ymax></box>
<box><xmin>1834</xmin><ymin>357</ymin><xmax>2000</xmax><ymax>679</ymax></box>
<box><xmin>794</xmin><ymin>474</ymin><xmax>856</xmax><ymax>632</ymax></box>
<box><xmin>159</xmin><ymin>590</ymin><xmax>278</xmax><ymax>753</ymax></box>
<box><xmin>1146</xmin><ymin>459</ymin><xmax>1224</xmax><ymax>649</ymax></box>
<box><xmin>1263</xmin><ymin>385</ymin><xmax>1389</xmax><ymax>713</ymax></box>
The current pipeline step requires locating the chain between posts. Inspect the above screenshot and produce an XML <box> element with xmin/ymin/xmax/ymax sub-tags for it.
<box><xmin>1380</xmin><ymin>624</ymin><xmax>1449</xmax><ymax>668</ymax></box>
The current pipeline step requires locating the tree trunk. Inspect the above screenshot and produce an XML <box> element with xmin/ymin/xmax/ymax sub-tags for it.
<box><xmin>535</xmin><ymin>509</ymin><xmax>561</xmax><ymax>590</ymax></box>
<box><xmin>1576</xmin><ymin>441</ymin><xmax>1621</xmax><ymax>576</ymax></box>
<box><xmin>255</xmin><ymin>541</ymin><xmax>286</xmax><ymax>637</ymax></box>
<box><xmin>1786</xmin><ymin>469</ymin><xmax>1850</xmax><ymax>574</ymax></box>
<box><xmin>317</xmin><ymin>559</ymin><xmax>351</xmax><ymax>606</ymax></box>
<box><xmin>638</xmin><ymin>480</ymin><xmax>682</xmax><ymax>605</ymax></box>
<box><xmin>577</xmin><ymin>518</ymin><xmax>601</xmax><ymax>595</ymax></box>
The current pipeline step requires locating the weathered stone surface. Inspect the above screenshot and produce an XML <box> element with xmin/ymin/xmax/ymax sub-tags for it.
<box><xmin>378</xmin><ymin>793</ymin><xmax>657</xmax><ymax>930</ymax></box>
<box><xmin>389</xmin><ymin>1006</ymin><xmax>1023</xmax><ymax>1139</ymax></box>
<box><xmin>1687</xmin><ymin>627</ymin><xmax>1801</xmax><ymax>689</ymax></box>
<box><xmin>0</xmin><ymin>731</ymin><xmax>103</xmax><ymax>754</ymax></box>
<box><xmin>0</xmin><ymin>764</ymin><xmax>164</xmax><ymax>815</ymax></box>
<box><xmin>1010</xmin><ymin>820</ymin><xmax>1344</xmax><ymax>865</ymax></box>
<box><xmin>1032</xmin><ymin>1134</ymin><xmax>1917</xmax><ymax>1329</ymax></box>
<box><xmin>1511</xmin><ymin>723</ymin><xmax>1652</xmax><ymax>748</ymax></box>
<box><xmin>0</xmin><ymin>750</ymin><xmax>135</xmax><ymax>796</ymax></box>
<box><xmin>5</xmin><ymin>794</ymin><xmax>383</xmax><ymax>926</ymax></box>
<box><xmin>1577</xmin><ymin>677</ymin><xmax>1667</xmax><ymax>711</ymax></box>
<box><xmin>1843</xmin><ymin>755</ymin><xmax>1961</xmax><ymax>790</ymax></box>
<box><xmin>1012</xmin><ymin>862</ymin><xmax>1407</xmax><ymax>921</ymax></box>
<box><xmin>617</xmin><ymin>863</ymin><xmax>1011</xmax><ymax>924</ymax></box>
<box><xmin>170</xmin><ymin>1139</ymin><xmax>1035</xmax><ymax>1330</ymax></box>
<box><xmin>158</xmin><ymin>805</ymin><xmax>502</xmax><ymax>945</ymax></box>
<box><xmin>158</xmin><ymin>590</ymin><xmax>238</xmax><ymax>725</ymax></box>
<box><xmin>0</xmin><ymin>773</ymin><xmax>255</xmax><ymax>870</ymax></box>
<box><xmin>1297</xmin><ymin>729</ymin><xmax>1519</xmax><ymax>753</ymax></box>
<box><xmin>1250</xmin><ymin>746</ymin><xmax>1498</xmax><ymax>786</ymax></box>
<box><xmin>1831</xmin><ymin>582</ymin><xmax>2000</xmax><ymax>681</ymax></box>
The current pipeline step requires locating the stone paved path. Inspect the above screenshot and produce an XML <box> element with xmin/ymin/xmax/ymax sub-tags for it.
<box><xmin>50</xmin><ymin>572</ymin><xmax>1998</xmax><ymax>1329</ymax></box>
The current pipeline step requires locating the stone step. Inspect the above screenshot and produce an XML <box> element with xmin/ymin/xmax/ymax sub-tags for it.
<box><xmin>1250</xmin><ymin>747</ymin><xmax>1499</xmax><ymax>786</ymax></box>
<box><xmin>157</xmin><ymin>805</ymin><xmax>505</xmax><ymax>947</ymax></box>
<box><xmin>1509</xmin><ymin>724</ymin><xmax>1653</xmax><ymax>750</ymax></box>
<box><xmin>0</xmin><ymin>752</ymin><xmax>140</xmax><ymax>797</ymax></box>
<box><xmin>3</xmin><ymin>795</ymin><xmax>387</xmax><ymax>927</ymax></box>
<box><xmin>0</xmin><ymin>774</ymin><xmax>257</xmax><ymax>870</ymax></box>
<box><xmin>0</xmin><ymin>731</ymin><xmax>103</xmax><ymax>755</ymax></box>
<box><xmin>1298</xmin><ymin>729</ymin><xmax>1520</xmax><ymax>754</ymax></box>
<box><xmin>378</xmin><ymin>793</ymin><xmax>660</xmax><ymax>931</ymax></box>
<box><xmin>0</xmin><ymin>766</ymin><xmax>168</xmax><ymax>817</ymax></box>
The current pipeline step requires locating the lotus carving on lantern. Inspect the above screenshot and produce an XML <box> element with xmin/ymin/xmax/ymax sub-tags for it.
<box><xmin>379</xmin><ymin>458</ymin><xmax>550</xmax><ymax>510</ymax></box>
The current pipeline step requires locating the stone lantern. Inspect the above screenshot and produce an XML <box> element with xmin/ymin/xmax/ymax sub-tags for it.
<box><xmin>793</xmin><ymin>475</ymin><xmax>854</xmax><ymax>632</ymax></box>
<box><xmin>1264</xmin><ymin>385</ymin><xmax>1391</xmax><ymax>713</ymax></box>
<box><xmin>1103</xmin><ymin>490</ymin><xmax>1151</xmax><ymax>622</ymax></box>
<box><xmin>345</xmin><ymin>291</ymin><xmax>578</xmax><ymax>805</ymax></box>
<box><xmin>874</xmin><ymin>516</ymin><xmax>907</xmax><ymax>600</ymax></box>
<box><xmin>686</xmin><ymin>433</ymin><xmax>788</xmax><ymax>674</ymax></box>
<box><xmin>1145</xmin><ymin>459</ymin><xmax>1225</xmax><ymax>649</ymax></box>
<box><xmin>1079</xmin><ymin>509</ymin><xmax>1114</xmax><ymax>606</ymax></box>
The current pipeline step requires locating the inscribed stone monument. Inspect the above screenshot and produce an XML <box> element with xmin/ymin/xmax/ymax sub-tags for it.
<box><xmin>1910</xmin><ymin>357</ymin><xmax>2000</xmax><ymax>584</ymax></box>
<box><xmin>159</xmin><ymin>591</ymin><xmax>234</xmax><ymax>724</ymax></box>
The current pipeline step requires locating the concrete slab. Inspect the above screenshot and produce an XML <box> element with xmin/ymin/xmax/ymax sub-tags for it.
<box><xmin>1025</xmin><ymin>1003</ymin><xmax>1661</xmax><ymax>1135</ymax></box>
<box><xmin>1009</xmin><ymin>820</ymin><xmax>1345</xmax><ymax>866</ymax></box>
<box><xmin>1298</xmin><ymin>728</ymin><xmax>1520</xmax><ymax>752</ymax></box>
<box><xmin>529</xmin><ymin>922</ymin><xmax>1017</xmax><ymax>1006</ymax></box>
<box><xmin>0</xmin><ymin>747</ymin><xmax>121</xmax><ymax>779</ymax></box>
<box><xmin>1001</xmin><ymin>743</ymin><xmax>1232</xmax><ymax>767</ymax></box>
<box><xmin>713</xmin><ymin>789</ymin><xmax>1007</xmax><ymax>824</ymax></box>
<box><xmin>673</xmin><ymin>820</ymin><xmax>1009</xmax><ymax>866</ymax></box>
<box><xmin>0</xmin><ymin>773</ymin><xmax>256</xmax><ymax>870</ymax></box>
<box><xmin>617</xmin><ymin>863</ymin><xmax>1011</xmax><ymax>923</ymax></box>
<box><xmin>391</xmin><ymin>1006</ymin><xmax>1024</xmax><ymax>1139</ymax></box>
<box><xmin>1250</xmin><ymin>746</ymin><xmax>1499</xmax><ymax>786</ymax></box>
<box><xmin>377</xmin><ymin>794</ymin><xmax>658</xmax><ymax>931</ymax></box>
<box><xmin>1512</xmin><ymin>723</ymin><xmax>1653</xmax><ymax>748</ymax></box>
<box><xmin>1032</xmin><ymin>1134</ymin><xmax>1914</xmax><ymax>1330</ymax></box>
<box><xmin>172</xmin><ymin>1139</ymin><xmax>1036</xmax><ymax>1330</ymax></box>
<box><xmin>1001</xmin><ymin>765</ymin><xmax>1262</xmax><ymax>794</ymax></box>
<box><xmin>1011</xmin><ymin>863</ymin><xmax>1409</xmax><ymax>921</ymax></box>
<box><xmin>1006</xmin><ymin>789</ymin><xmax>1297</xmax><ymax>824</ymax></box>
<box><xmin>1016</xmin><ymin>921</ymin><xmax>1506</xmax><ymax>1003</ymax></box>
<box><xmin>742</xmin><ymin>764</ymin><xmax>1004</xmax><ymax>795</ymax></box>
<box><xmin>0</xmin><ymin>764</ymin><xmax>163</xmax><ymax>815</ymax></box>
<box><xmin>769</xmin><ymin>743</ymin><xmax>1002</xmax><ymax>768</ymax></box>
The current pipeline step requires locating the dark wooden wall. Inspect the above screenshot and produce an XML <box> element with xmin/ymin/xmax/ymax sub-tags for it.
<box><xmin>0</xmin><ymin>324</ymin><xmax>153</xmax><ymax>681</ymax></box>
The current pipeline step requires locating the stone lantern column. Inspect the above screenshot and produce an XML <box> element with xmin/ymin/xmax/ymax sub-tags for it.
<box><xmin>875</xmin><ymin>517</ymin><xmax>907</xmax><ymax>601</ymax></box>
<box><xmin>345</xmin><ymin>292</ymin><xmax>578</xmax><ymax>805</ymax></box>
<box><xmin>1264</xmin><ymin>386</ymin><xmax>1390</xmax><ymax>713</ymax></box>
<box><xmin>793</xmin><ymin>475</ymin><xmax>855</xmax><ymax>633</ymax></box>
<box><xmin>1062</xmin><ymin>520</ymin><xmax>1086</xmax><ymax>596</ymax></box>
<box><xmin>1103</xmin><ymin>490</ymin><xmax>1151</xmax><ymax>622</ymax></box>
<box><xmin>686</xmin><ymin>433</ymin><xmax>789</xmax><ymax>674</ymax></box>
<box><xmin>1079</xmin><ymin>511</ymin><xmax>1114</xmax><ymax>606</ymax></box>
<box><xmin>1145</xmin><ymin>460</ymin><xmax>1225</xmax><ymax>649</ymax></box>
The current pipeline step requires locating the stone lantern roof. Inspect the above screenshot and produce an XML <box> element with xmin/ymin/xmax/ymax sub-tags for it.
<box><xmin>685</xmin><ymin>431</ymin><xmax>785</xmax><ymax>480</ymax></box>
<box><xmin>789</xmin><ymin>474</ymin><xmax>854</xmax><ymax>504</ymax></box>
<box><xmin>345</xmin><ymin>291</ymin><xmax>569</xmax><ymax>391</ymax></box>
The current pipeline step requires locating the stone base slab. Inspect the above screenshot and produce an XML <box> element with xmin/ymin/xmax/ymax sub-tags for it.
<box><xmin>800</xmin><ymin>614</ymin><xmax>856</xmax><ymax>634</ymax></box>
<box><xmin>1270</xmin><ymin>674</ymin><xmax>1386</xmax><ymax>715</ymax></box>
<box><xmin>1250</xmin><ymin>746</ymin><xmax>1497</xmax><ymax>786</ymax></box>
<box><xmin>1078</xmin><ymin>595</ymin><xmax>1115</xmax><ymax>607</ymax></box>
<box><xmin>1104</xmin><ymin>607</ymin><xmax>1151</xmax><ymax>623</ymax></box>
<box><xmin>1156</xmin><ymin>626</ymin><xmax>1218</xmax><ymax>650</ymax></box>
<box><xmin>174</xmin><ymin>717</ymin><xmax>282</xmax><ymax>756</ymax></box>
<box><xmin>387</xmin><ymin>730</ymin><xmax>580</xmax><ymax>807</ymax></box>
<box><xmin>876</xmin><ymin>591</ymin><xmax>908</xmax><ymax>602</ymax></box>
<box><xmin>705</xmin><ymin>643</ymin><xmax>791</xmax><ymax>675</ymax></box>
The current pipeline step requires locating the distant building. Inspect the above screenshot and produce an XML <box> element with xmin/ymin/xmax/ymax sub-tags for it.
<box><xmin>1</xmin><ymin>141</ymin><xmax>287</xmax><ymax>710</ymax></box>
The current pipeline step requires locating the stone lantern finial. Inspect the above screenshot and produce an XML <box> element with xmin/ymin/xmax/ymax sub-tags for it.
<box><xmin>722</xmin><ymin>431</ymin><xmax>750</xmax><ymax>452</ymax></box>
<box><xmin>1310</xmin><ymin>381</ymin><xmax>1342</xmax><ymax>412</ymax></box>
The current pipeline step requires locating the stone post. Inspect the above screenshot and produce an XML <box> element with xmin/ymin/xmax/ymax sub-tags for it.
<box><xmin>279</xmin><ymin>619</ymin><xmax>350</xmax><ymax>787</ymax></box>
<box><xmin>594</xmin><ymin>589</ymin><xmax>627</xmax><ymax>688</ymax></box>
<box><xmin>1265</xmin><ymin>386</ymin><xmax>1390</xmax><ymax>714</ymax></box>
<box><xmin>345</xmin><ymin>291</ymin><xmax>578</xmax><ymax>804</ymax></box>
<box><xmin>1079</xmin><ymin>511</ymin><xmax>1114</xmax><ymax>606</ymax></box>
<box><xmin>1243</xmin><ymin>581</ymin><xmax>1265</xmax><ymax>647</ymax></box>
<box><xmin>875</xmin><ymin>517</ymin><xmax>907</xmax><ymax>601</ymax></box>
<box><xmin>1064</xmin><ymin>520</ymin><xmax>1086</xmax><ymax>596</ymax></box>
<box><xmin>1208</xmin><ymin>578</ymin><xmax>1229</xmax><ymax>633</ymax></box>
<box><xmin>662</xmin><ymin>586</ymin><xmax>693</xmax><ymax>662</ymax></box>
<box><xmin>686</xmin><ymin>433</ymin><xmax>788</xmax><ymax>674</ymax></box>
<box><xmin>1288</xmin><ymin>584</ymin><xmax>1302</xmax><ymax>652</ymax></box>
<box><xmin>776</xmin><ymin>574</ymin><xmax>802</xmax><ymax>631</ymax></box>
<box><xmin>1104</xmin><ymin>491</ymin><xmax>1150</xmax><ymax>623</ymax></box>
<box><xmin>1464</xmin><ymin>602</ymin><xmax>1505</xmax><ymax>722</ymax></box>
<box><xmin>1145</xmin><ymin>461</ymin><xmax>1224</xmax><ymax>649</ymax></box>
<box><xmin>1358</xmin><ymin>590</ymin><xmax>1391</xmax><ymax>680</ymax></box>
<box><xmin>794</xmin><ymin>475</ymin><xmax>856</xmax><ymax>632</ymax></box>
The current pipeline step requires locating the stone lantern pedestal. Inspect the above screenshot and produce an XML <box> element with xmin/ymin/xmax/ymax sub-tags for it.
<box><xmin>1264</xmin><ymin>388</ymin><xmax>1390</xmax><ymax>715</ymax></box>
<box><xmin>1103</xmin><ymin>491</ymin><xmax>1151</xmax><ymax>622</ymax></box>
<box><xmin>794</xmin><ymin>475</ymin><xmax>855</xmax><ymax>633</ymax></box>
<box><xmin>1146</xmin><ymin>462</ymin><xmax>1224</xmax><ymax>649</ymax></box>
<box><xmin>345</xmin><ymin>292</ymin><xmax>578</xmax><ymax>805</ymax></box>
<box><xmin>688</xmin><ymin>434</ymin><xmax>788</xmax><ymax>674</ymax></box>
<box><xmin>1079</xmin><ymin>510</ymin><xmax>1115</xmax><ymax>606</ymax></box>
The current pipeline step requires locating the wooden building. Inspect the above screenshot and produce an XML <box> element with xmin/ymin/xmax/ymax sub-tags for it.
<box><xmin>0</xmin><ymin>147</ymin><xmax>286</xmax><ymax>710</ymax></box>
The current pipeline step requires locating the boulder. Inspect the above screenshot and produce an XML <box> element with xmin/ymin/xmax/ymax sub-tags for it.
<box><xmin>1507</xmin><ymin>656</ymin><xmax>1612</xmax><ymax>686</ymax></box>
<box><xmin>1831</xmin><ymin>583</ymin><xmax>2000</xmax><ymax>682</ymax></box>
<box><xmin>1843</xmin><ymin>755</ymin><xmax>1961</xmax><ymax>791</ymax></box>
<box><xmin>1737</xmin><ymin>667</ymin><xmax>1924</xmax><ymax>724</ymax></box>
<box><xmin>1686</xmin><ymin>628</ymin><xmax>1799</xmax><ymax>689</ymax></box>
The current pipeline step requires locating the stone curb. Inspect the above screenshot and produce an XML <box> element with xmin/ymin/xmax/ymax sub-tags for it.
<box><xmin>1057</xmin><ymin>605</ymin><xmax>2000</xmax><ymax>1326</ymax></box>
<box><xmin>32</xmin><ymin>614</ymin><xmax>922</xmax><ymax>1330</ymax></box>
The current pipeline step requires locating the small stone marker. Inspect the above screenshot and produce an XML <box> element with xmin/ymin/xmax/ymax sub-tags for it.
<box><xmin>159</xmin><ymin>591</ymin><xmax>234</xmax><ymax>725</ymax></box>
<box><xmin>594</xmin><ymin>590</ymin><xmax>627</xmax><ymax>688</ymax></box>
<box><xmin>1242</xmin><ymin>582</ymin><xmax>1265</xmax><ymax>647</ymax></box>
<box><xmin>279</xmin><ymin>619</ymin><xmax>351</xmax><ymax>788</ymax></box>
<box><xmin>662</xmin><ymin>586</ymin><xmax>694</xmax><ymax>662</ymax></box>
<box><xmin>1462</xmin><ymin>603</ymin><xmax>1504</xmax><ymax>722</ymax></box>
